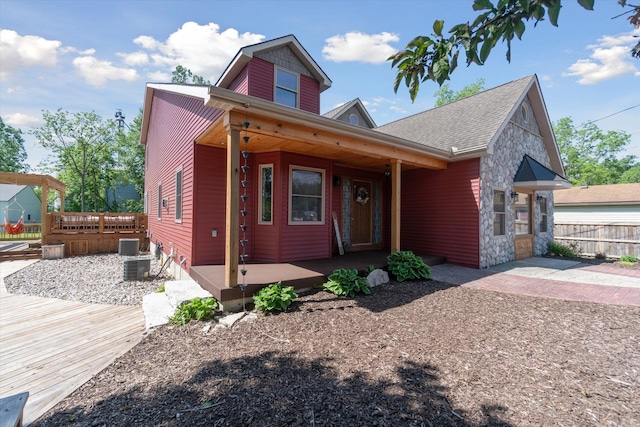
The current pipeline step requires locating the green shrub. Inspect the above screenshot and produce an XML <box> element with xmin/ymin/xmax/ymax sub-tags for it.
<box><xmin>547</xmin><ymin>241</ymin><xmax>579</xmax><ymax>258</ymax></box>
<box><xmin>169</xmin><ymin>297</ymin><xmax>218</xmax><ymax>325</ymax></box>
<box><xmin>253</xmin><ymin>282</ymin><xmax>298</xmax><ymax>314</ymax></box>
<box><xmin>156</xmin><ymin>284</ymin><xmax>165</xmax><ymax>293</ymax></box>
<box><xmin>621</xmin><ymin>254</ymin><xmax>639</xmax><ymax>263</ymax></box>
<box><xmin>323</xmin><ymin>268</ymin><xmax>370</xmax><ymax>297</ymax></box>
<box><xmin>386</xmin><ymin>251</ymin><xmax>431</xmax><ymax>282</ymax></box>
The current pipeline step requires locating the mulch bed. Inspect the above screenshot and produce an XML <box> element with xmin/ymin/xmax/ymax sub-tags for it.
<box><xmin>33</xmin><ymin>279</ymin><xmax>639</xmax><ymax>426</ymax></box>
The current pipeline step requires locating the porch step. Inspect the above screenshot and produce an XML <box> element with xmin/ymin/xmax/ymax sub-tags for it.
<box><xmin>0</xmin><ymin>249</ymin><xmax>43</xmax><ymax>261</ymax></box>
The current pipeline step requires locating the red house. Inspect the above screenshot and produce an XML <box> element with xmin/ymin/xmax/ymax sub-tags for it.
<box><xmin>140</xmin><ymin>35</ymin><xmax>569</xmax><ymax>309</ymax></box>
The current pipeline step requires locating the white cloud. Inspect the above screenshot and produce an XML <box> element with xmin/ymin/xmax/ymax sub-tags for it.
<box><xmin>322</xmin><ymin>32</ymin><xmax>399</xmax><ymax>64</ymax></box>
<box><xmin>133</xmin><ymin>22</ymin><xmax>264</xmax><ymax>80</ymax></box>
<box><xmin>564</xmin><ymin>29</ymin><xmax>640</xmax><ymax>84</ymax></box>
<box><xmin>4</xmin><ymin>112</ymin><xmax>41</xmax><ymax>128</ymax></box>
<box><xmin>72</xmin><ymin>56</ymin><xmax>139</xmax><ymax>87</ymax></box>
<box><xmin>0</xmin><ymin>29</ymin><xmax>61</xmax><ymax>81</ymax></box>
<box><xmin>147</xmin><ymin>71</ymin><xmax>171</xmax><ymax>82</ymax></box>
<box><xmin>118</xmin><ymin>51</ymin><xmax>149</xmax><ymax>66</ymax></box>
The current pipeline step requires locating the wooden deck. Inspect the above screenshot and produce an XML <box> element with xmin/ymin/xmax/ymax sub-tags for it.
<box><xmin>0</xmin><ymin>289</ymin><xmax>144</xmax><ymax>425</ymax></box>
<box><xmin>190</xmin><ymin>250</ymin><xmax>446</xmax><ymax>303</ymax></box>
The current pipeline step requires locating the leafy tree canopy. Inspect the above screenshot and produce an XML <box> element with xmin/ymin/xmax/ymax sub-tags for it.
<box><xmin>553</xmin><ymin>117</ymin><xmax>638</xmax><ymax>185</ymax></box>
<box><xmin>31</xmin><ymin>109</ymin><xmax>118</xmax><ymax>212</ymax></box>
<box><xmin>434</xmin><ymin>78</ymin><xmax>486</xmax><ymax>106</ymax></box>
<box><xmin>171</xmin><ymin>65</ymin><xmax>211</xmax><ymax>85</ymax></box>
<box><xmin>0</xmin><ymin>117</ymin><xmax>29</xmax><ymax>173</ymax></box>
<box><xmin>390</xmin><ymin>0</ymin><xmax>640</xmax><ymax>101</ymax></box>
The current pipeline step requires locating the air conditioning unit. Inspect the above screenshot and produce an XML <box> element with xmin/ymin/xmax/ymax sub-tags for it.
<box><xmin>123</xmin><ymin>256</ymin><xmax>151</xmax><ymax>280</ymax></box>
<box><xmin>118</xmin><ymin>238</ymin><xmax>139</xmax><ymax>256</ymax></box>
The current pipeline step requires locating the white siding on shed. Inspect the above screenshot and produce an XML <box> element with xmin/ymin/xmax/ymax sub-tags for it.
<box><xmin>554</xmin><ymin>205</ymin><xmax>640</xmax><ymax>224</ymax></box>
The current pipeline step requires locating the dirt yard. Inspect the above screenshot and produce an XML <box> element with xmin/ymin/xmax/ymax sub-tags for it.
<box><xmin>32</xmin><ymin>278</ymin><xmax>639</xmax><ymax>426</ymax></box>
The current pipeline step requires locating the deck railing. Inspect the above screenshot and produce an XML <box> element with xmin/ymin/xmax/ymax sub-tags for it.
<box><xmin>0</xmin><ymin>223</ymin><xmax>41</xmax><ymax>240</ymax></box>
<box><xmin>46</xmin><ymin>212</ymin><xmax>147</xmax><ymax>234</ymax></box>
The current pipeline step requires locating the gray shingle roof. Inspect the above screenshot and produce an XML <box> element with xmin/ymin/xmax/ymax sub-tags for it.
<box><xmin>375</xmin><ymin>75</ymin><xmax>534</xmax><ymax>155</ymax></box>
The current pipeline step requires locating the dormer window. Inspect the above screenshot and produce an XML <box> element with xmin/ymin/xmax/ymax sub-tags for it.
<box><xmin>275</xmin><ymin>68</ymin><xmax>298</xmax><ymax>108</ymax></box>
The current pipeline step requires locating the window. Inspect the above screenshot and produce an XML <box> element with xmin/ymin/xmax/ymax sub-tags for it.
<box><xmin>493</xmin><ymin>189</ymin><xmax>505</xmax><ymax>236</ymax></box>
<box><xmin>349</xmin><ymin>113</ymin><xmax>358</xmax><ymax>125</ymax></box>
<box><xmin>144</xmin><ymin>191</ymin><xmax>148</xmax><ymax>214</ymax></box>
<box><xmin>539</xmin><ymin>196</ymin><xmax>548</xmax><ymax>233</ymax></box>
<box><xmin>521</xmin><ymin>103</ymin><xmax>530</xmax><ymax>123</ymax></box>
<box><xmin>290</xmin><ymin>166</ymin><xmax>324</xmax><ymax>224</ymax></box>
<box><xmin>515</xmin><ymin>192</ymin><xmax>531</xmax><ymax>235</ymax></box>
<box><xmin>275</xmin><ymin>68</ymin><xmax>298</xmax><ymax>108</ymax></box>
<box><xmin>175</xmin><ymin>168</ymin><xmax>183</xmax><ymax>222</ymax></box>
<box><xmin>259</xmin><ymin>164</ymin><xmax>273</xmax><ymax>224</ymax></box>
<box><xmin>157</xmin><ymin>183</ymin><xmax>162</xmax><ymax>220</ymax></box>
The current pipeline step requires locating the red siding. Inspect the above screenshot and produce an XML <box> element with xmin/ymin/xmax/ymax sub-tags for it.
<box><xmin>247</xmin><ymin>58</ymin><xmax>274</xmax><ymax>101</ymax></box>
<box><xmin>278</xmin><ymin>153</ymin><xmax>333</xmax><ymax>262</ymax></box>
<box><xmin>253</xmin><ymin>152</ymin><xmax>281</xmax><ymax>262</ymax></box>
<box><xmin>244</xmin><ymin>58</ymin><xmax>321</xmax><ymax>114</ymax></box>
<box><xmin>299</xmin><ymin>74</ymin><xmax>320</xmax><ymax>114</ymax></box>
<box><xmin>192</xmin><ymin>145</ymin><xmax>226</xmax><ymax>265</ymax></box>
<box><xmin>401</xmin><ymin>159</ymin><xmax>480</xmax><ymax>268</ymax></box>
<box><xmin>228</xmin><ymin>66</ymin><xmax>249</xmax><ymax>95</ymax></box>
<box><xmin>144</xmin><ymin>91</ymin><xmax>221</xmax><ymax>270</ymax></box>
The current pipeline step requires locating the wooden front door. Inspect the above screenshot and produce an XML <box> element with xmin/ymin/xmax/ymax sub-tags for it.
<box><xmin>351</xmin><ymin>180</ymin><xmax>373</xmax><ymax>246</ymax></box>
<box><xmin>514</xmin><ymin>191</ymin><xmax>533</xmax><ymax>260</ymax></box>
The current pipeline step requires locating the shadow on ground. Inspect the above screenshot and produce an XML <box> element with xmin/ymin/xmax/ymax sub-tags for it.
<box><xmin>33</xmin><ymin>350</ymin><xmax>511</xmax><ymax>426</ymax></box>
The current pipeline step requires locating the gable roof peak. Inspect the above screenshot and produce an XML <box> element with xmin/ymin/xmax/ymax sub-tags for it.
<box><xmin>217</xmin><ymin>34</ymin><xmax>332</xmax><ymax>92</ymax></box>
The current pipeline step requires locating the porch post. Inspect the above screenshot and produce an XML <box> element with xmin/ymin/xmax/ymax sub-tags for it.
<box><xmin>41</xmin><ymin>182</ymin><xmax>48</xmax><ymax>246</ymax></box>
<box><xmin>391</xmin><ymin>159</ymin><xmax>402</xmax><ymax>252</ymax></box>
<box><xmin>224</xmin><ymin>121</ymin><xmax>241</xmax><ymax>288</ymax></box>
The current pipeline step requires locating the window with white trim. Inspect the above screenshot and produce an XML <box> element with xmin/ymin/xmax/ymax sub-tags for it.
<box><xmin>144</xmin><ymin>191</ymin><xmax>148</xmax><ymax>214</ymax></box>
<box><xmin>175</xmin><ymin>168</ymin><xmax>183</xmax><ymax>222</ymax></box>
<box><xmin>275</xmin><ymin>68</ymin><xmax>298</xmax><ymax>108</ymax></box>
<box><xmin>157</xmin><ymin>183</ymin><xmax>162</xmax><ymax>220</ymax></box>
<box><xmin>539</xmin><ymin>196</ymin><xmax>548</xmax><ymax>233</ymax></box>
<box><xmin>289</xmin><ymin>166</ymin><xmax>324</xmax><ymax>224</ymax></box>
<box><xmin>493</xmin><ymin>189</ymin><xmax>506</xmax><ymax>236</ymax></box>
<box><xmin>259</xmin><ymin>164</ymin><xmax>273</xmax><ymax>224</ymax></box>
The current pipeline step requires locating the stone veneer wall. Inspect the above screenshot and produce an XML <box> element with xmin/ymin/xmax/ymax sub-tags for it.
<box><xmin>479</xmin><ymin>119</ymin><xmax>555</xmax><ymax>268</ymax></box>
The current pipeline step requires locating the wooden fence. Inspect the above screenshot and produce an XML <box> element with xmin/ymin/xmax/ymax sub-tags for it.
<box><xmin>43</xmin><ymin>212</ymin><xmax>148</xmax><ymax>256</ymax></box>
<box><xmin>554</xmin><ymin>222</ymin><xmax>640</xmax><ymax>258</ymax></box>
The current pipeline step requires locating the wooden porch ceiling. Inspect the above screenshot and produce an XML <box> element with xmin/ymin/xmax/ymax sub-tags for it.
<box><xmin>196</xmin><ymin>110</ymin><xmax>448</xmax><ymax>172</ymax></box>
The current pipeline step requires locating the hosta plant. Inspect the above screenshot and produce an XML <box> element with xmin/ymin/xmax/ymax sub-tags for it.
<box><xmin>253</xmin><ymin>282</ymin><xmax>298</xmax><ymax>314</ymax></box>
<box><xmin>323</xmin><ymin>268</ymin><xmax>370</xmax><ymax>297</ymax></box>
<box><xmin>387</xmin><ymin>251</ymin><xmax>431</xmax><ymax>282</ymax></box>
<box><xmin>169</xmin><ymin>297</ymin><xmax>218</xmax><ymax>325</ymax></box>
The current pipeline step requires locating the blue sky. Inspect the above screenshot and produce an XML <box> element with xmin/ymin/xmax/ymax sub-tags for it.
<box><xmin>1</xmin><ymin>0</ymin><xmax>639</xmax><ymax>170</ymax></box>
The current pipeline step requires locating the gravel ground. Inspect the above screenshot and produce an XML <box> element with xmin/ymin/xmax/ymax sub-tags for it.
<box><xmin>3</xmin><ymin>253</ymin><xmax>171</xmax><ymax>305</ymax></box>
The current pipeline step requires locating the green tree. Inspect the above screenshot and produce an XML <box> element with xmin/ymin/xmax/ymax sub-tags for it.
<box><xmin>171</xmin><ymin>65</ymin><xmax>211</xmax><ymax>85</ymax></box>
<box><xmin>553</xmin><ymin>117</ymin><xmax>637</xmax><ymax>185</ymax></box>
<box><xmin>434</xmin><ymin>78</ymin><xmax>485</xmax><ymax>106</ymax></box>
<box><xmin>620</xmin><ymin>164</ymin><xmax>640</xmax><ymax>183</ymax></box>
<box><xmin>31</xmin><ymin>109</ymin><xmax>118</xmax><ymax>212</ymax></box>
<box><xmin>0</xmin><ymin>117</ymin><xmax>29</xmax><ymax>172</ymax></box>
<box><xmin>113</xmin><ymin>109</ymin><xmax>145</xmax><ymax>212</ymax></box>
<box><xmin>390</xmin><ymin>0</ymin><xmax>640</xmax><ymax>101</ymax></box>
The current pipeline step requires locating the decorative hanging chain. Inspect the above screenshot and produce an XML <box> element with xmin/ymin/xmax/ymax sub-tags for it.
<box><xmin>239</xmin><ymin>108</ymin><xmax>250</xmax><ymax>309</ymax></box>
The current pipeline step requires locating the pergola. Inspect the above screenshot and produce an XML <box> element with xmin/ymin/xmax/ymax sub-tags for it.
<box><xmin>0</xmin><ymin>172</ymin><xmax>66</xmax><ymax>243</ymax></box>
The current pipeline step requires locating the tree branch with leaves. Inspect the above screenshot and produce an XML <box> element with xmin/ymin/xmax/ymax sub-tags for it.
<box><xmin>390</xmin><ymin>0</ymin><xmax>639</xmax><ymax>101</ymax></box>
